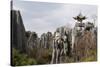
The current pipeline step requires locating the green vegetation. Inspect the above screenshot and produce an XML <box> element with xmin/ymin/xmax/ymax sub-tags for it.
<box><xmin>12</xmin><ymin>47</ymin><xmax>97</xmax><ymax>66</ymax></box>
<box><xmin>12</xmin><ymin>48</ymin><xmax>52</xmax><ymax>66</ymax></box>
<box><xmin>81</xmin><ymin>49</ymin><xmax>97</xmax><ymax>62</ymax></box>
<box><xmin>12</xmin><ymin>48</ymin><xmax>97</xmax><ymax>66</ymax></box>
<box><xmin>12</xmin><ymin>48</ymin><xmax>37</xmax><ymax>66</ymax></box>
<box><xmin>28</xmin><ymin>48</ymin><xmax>52</xmax><ymax>64</ymax></box>
<box><xmin>37</xmin><ymin>49</ymin><xmax>52</xmax><ymax>64</ymax></box>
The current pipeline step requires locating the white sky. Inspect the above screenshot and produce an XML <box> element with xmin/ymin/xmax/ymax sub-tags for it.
<box><xmin>13</xmin><ymin>0</ymin><xmax>97</xmax><ymax>37</ymax></box>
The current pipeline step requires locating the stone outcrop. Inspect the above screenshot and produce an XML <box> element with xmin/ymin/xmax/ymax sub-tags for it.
<box><xmin>25</xmin><ymin>31</ymin><xmax>53</xmax><ymax>49</ymax></box>
<box><xmin>26</xmin><ymin>31</ymin><xmax>38</xmax><ymax>49</ymax></box>
<box><xmin>40</xmin><ymin>32</ymin><xmax>53</xmax><ymax>48</ymax></box>
<box><xmin>51</xmin><ymin>26</ymin><xmax>72</xmax><ymax>63</ymax></box>
<box><xmin>11</xmin><ymin>10</ymin><xmax>27</xmax><ymax>52</ymax></box>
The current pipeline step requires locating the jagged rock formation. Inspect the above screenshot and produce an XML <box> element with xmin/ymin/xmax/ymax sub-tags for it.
<box><xmin>46</xmin><ymin>32</ymin><xmax>53</xmax><ymax>48</ymax></box>
<box><xmin>11</xmin><ymin>10</ymin><xmax>27</xmax><ymax>52</ymax></box>
<box><xmin>25</xmin><ymin>31</ymin><xmax>53</xmax><ymax>49</ymax></box>
<box><xmin>26</xmin><ymin>31</ymin><xmax>38</xmax><ymax>48</ymax></box>
<box><xmin>40</xmin><ymin>33</ymin><xmax>47</xmax><ymax>48</ymax></box>
<box><xmin>40</xmin><ymin>32</ymin><xmax>53</xmax><ymax>48</ymax></box>
<box><xmin>55</xmin><ymin>26</ymin><xmax>72</xmax><ymax>54</ymax></box>
<box><xmin>25</xmin><ymin>31</ymin><xmax>39</xmax><ymax>56</ymax></box>
<box><xmin>51</xmin><ymin>26</ymin><xmax>72</xmax><ymax>63</ymax></box>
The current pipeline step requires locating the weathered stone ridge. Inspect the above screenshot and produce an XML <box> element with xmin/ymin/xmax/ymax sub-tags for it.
<box><xmin>11</xmin><ymin>10</ymin><xmax>27</xmax><ymax>52</ymax></box>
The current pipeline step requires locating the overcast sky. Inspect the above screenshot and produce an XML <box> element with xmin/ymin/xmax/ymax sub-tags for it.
<box><xmin>13</xmin><ymin>0</ymin><xmax>97</xmax><ymax>37</ymax></box>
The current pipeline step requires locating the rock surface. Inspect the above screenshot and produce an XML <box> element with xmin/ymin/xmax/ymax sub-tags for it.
<box><xmin>11</xmin><ymin>10</ymin><xmax>27</xmax><ymax>52</ymax></box>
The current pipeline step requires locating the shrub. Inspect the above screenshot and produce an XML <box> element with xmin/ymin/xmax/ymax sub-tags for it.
<box><xmin>12</xmin><ymin>48</ymin><xmax>37</xmax><ymax>66</ymax></box>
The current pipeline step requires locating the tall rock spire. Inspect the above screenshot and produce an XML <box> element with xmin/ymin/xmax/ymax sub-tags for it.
<box><xmin>11</xmin><ymin>0</ymin><xmax>13</xmax><ymax>10</ymax></box>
